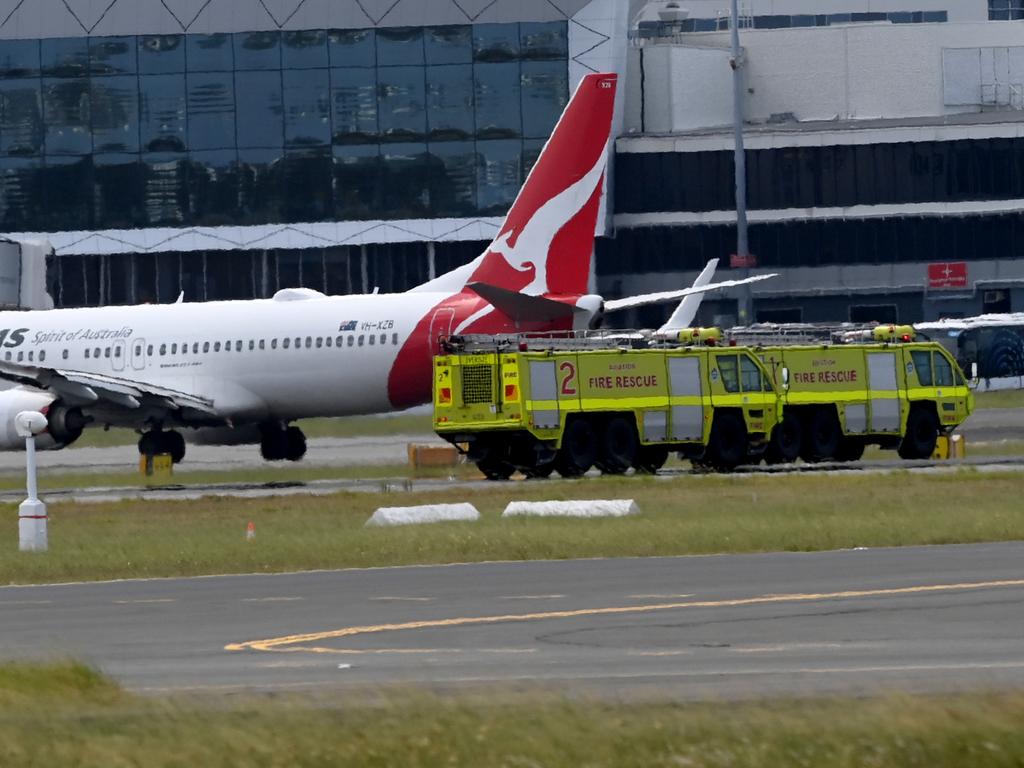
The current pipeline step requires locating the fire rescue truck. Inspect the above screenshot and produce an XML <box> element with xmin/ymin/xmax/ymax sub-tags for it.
<box><xmin>432</xmin><ymin>325</ymin><xmax>973</xmax><ymax>478</ymax></box>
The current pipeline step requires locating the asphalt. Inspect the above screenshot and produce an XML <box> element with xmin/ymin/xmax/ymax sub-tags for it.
<box><xmin>3</xmin><ymin>542</ymin><xmax>1023</xmax><ymax>699</ymax></box>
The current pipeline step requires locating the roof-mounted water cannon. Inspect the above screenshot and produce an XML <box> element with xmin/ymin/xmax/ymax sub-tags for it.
<box><xmin>677</xmin><ymin>327</ymin><xmax>723</xmax><ymax>346</ymax></box>
<box><xmin>873</xmin><ymin>325</ymin><xmax>916</xmax><ymax>343</ymax></box>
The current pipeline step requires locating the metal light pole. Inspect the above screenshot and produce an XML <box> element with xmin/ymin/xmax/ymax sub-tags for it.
<box><xmin>730</xmin><ymin>0</ymin><xmax>753</xmax><ymax>324</ymax></box>
<box><xmin>16</xmin><ymin>411</ymin><xmax>48</xmax><ymax>552</ymax></box>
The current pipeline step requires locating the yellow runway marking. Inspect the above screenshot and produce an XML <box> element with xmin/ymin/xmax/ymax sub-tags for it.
<box><xmin>225</xmin><ymin>579</ymin><xmax>1024</xmax><ymax>655</ymax></box>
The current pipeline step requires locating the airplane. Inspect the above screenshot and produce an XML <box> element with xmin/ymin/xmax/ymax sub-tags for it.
<box><xmin>0</xmin><ymin>72</ymin><xmax>775</xmax><ymax>464</ymax></box>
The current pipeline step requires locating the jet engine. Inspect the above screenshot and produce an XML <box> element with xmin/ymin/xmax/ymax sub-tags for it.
<box><xmin>0</xmin><ymin>387</ymin><xmax>87</xmax><ymax>450</ymax></box>
<box><xmin>575</xmin><ymin>294</ymin><xmax>605</xmax><ymax>330</ymax></box>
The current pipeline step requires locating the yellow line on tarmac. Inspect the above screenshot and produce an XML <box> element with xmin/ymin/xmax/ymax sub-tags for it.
<box><xmin>224</xmin><ymin>579</ymin><xmax>1024</xmax><ymax>655</ymax></box>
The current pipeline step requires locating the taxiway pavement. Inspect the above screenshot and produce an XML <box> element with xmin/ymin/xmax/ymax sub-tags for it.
<box><xmin>2</xmin><ymin>542</ymin><xmax>1023</xmax><ymax>699</ymax></box>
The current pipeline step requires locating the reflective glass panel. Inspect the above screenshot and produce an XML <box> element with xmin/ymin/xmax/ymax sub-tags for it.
<box><xmin>328</xmin><ymin>29</ymin><xmax>375</xmax><ymax>68</ymax></box>
<box><xmin>333</xmin><ymin>144</ymin><xmax>380</xmax><ymax>219</ymax></box>
<box><xmin>473</xmin><ymin>24</ymin><xmax>520</xmax><ymax>62</ymax></box>
<box><xmin>89</xmin><ymin>37</ymin><xmax>136</xmax><ymax>76</ymax></box>
<box><xmin>237</xmin><ymin>147</ymin><xmax>283</xmax><ymax>223</ymax></box>
<box><xmin>140</xmin><ymin>74</ymin><xmax>186</xmax><ymax>152</ymax></box>
<box><xmin>41</xmin><ymin>38</ymin><xmax>88</xmax><ymax>77</ymax></box>
<box><xmin>426</xmin><ymin>64</ymin><xmax>473</xmax><ymax>141</ymax></box>
<box><xmin>93</xmin><ymin>153</ymin><xmax>143</xmax><ymax>228</ymax></box>
<box><xmin>187</xmin><ymin>72</ymin><xmax>235</xmax><ymax>150</ymax></box>
<box><xmin>234</xmin><ymin>31</ymin><xmax>281</xmax><ymax>70</ymax></box>
<box><xmin>283</xmin><ymin>68</ymin><xmax>330</xmax><ymax>147</ymax></box>
<box><xmin>189</xmin><ymin>149</ymin><xmax>239</xmax><ymax>225</ymax></box>
<box><xmin>376</xmin><ymin>27</ymin><xmax>423</xmax><ymax>66</ymax></box>
<box><xmin>283</xmin><ymin>30</ymin><xmax>327</xmax><ymax>69</ymax></box>
<box><xmin>476</xmin><ymin>138</ymin><xmax>521</xmax><ymax>214</ymax></box>
<box><xmin>139</xmin><ymin>35</ymin><xmax>184</xmax><ymax>74</ymax></box>
<box><xmin>425</xmin><ymin>26</ymin><xmax>471</xmax><ymax>65</ymax></box>
<box><xmin>142</xmin><ymin>152</ymin><xmax>188</xmax><ymax>225</ymax></box>
<box><xmin>282</xmin><ymin>147</ymin><xmax>332</xmax><ymax>221</ymax></box>
<box><xmin>381</xmin><ymin>143</ymin><xmax>429</xmax><ymax>217</ymax></box>
<box><xmin>91</xmin><ymin>76</ymin><xmax>139</xmax><ymax>153</ymax></box>
<box><xmin>520</xmin><ymin>22</ymin><xmax>567</xmax><ymax>60</ymax></box>
<box><xmin>330</xmin><ymin>67</ymin><xmax>377</xmax><ymax>144</ymax></box>
<box><xmin>474</xmin><ymin>62</ymin><xmax>521</xmax><ymax>139</ymax></box>
<box><xmin>42</xmin><ymin>154</ymin><xmax>91</xmax><ymax>230</ymax></box>
<box><xmin>0</xmin><ymin>156</ymin><xmax>43</xmax><ymax>229</ymax></box>
<box><xmin>520</xmin><ymin>61</ymin><xmax>567</xmax><ymax>139</ymax></box>
<box><xmin>187</xmin><ymin>34</ymin><xmax>233</xmax><ymax>71</ymax></box>
<box><xmin>0</xmin><ymin>80</ymin><xmax>43</xmax><ymax>155</ymax></box>
<box><xmin>235</xmin><ymin>70</ymin><xmax>283</xmax><ymax>148</ymax></box>
<box><xmin>43</xmin><ymin>78</ymin><xmax>91</xmax><ymax>154</ymax></box>
<box><xmin>429</xmin><ymin>141</ymin><xmax>475</xmax><ymax>216</ymax></box>
<box><xmin>0</xmin><ymin>40</ymin><xmax>40</xmax><ymax>78</ymax></box>
<box><xmin>378</xmin><ymin>66</ymin><xmax>425</xmax><ymax>142</ymax></box>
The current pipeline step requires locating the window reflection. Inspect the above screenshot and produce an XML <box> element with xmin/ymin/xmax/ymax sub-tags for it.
<box><xmin>328</xmin><ymin>29</ymin><xmax>375</xmax><ymax>68</ymax></box>
<box><xmin>425</xmin><ymin>26</ymin><xmax>471</xmax><ymax>65</ymax></box>
<box><xmin>0</xmin><ymin>40</ymin><xmax>41</xmax><ymax>78</ymax></box>
<box><xmin>283</xmin><ymin>68</ymin><xmax>330</xmax><ymax>147</ymax></box>
<box><xmin>0</xmin><ymin>157</ymin><xmax>43</xmax><ymax>229</ymax></box>
<box><xmin>331</xmin><ymin>67</ymin><xmax>377</xmax><ymax>143</ymax></box>
<box><xmin>235</xmin><ymin>70</ymin><xmax>283</xmax><ymax>148</ymax></box>
<box><xmin>89</xmin><ymin>37</ymin><xmax>136</xmax><ymax>76</ymax></box>
<box><xmin>43</xmin><ymin>155</ymin><xmax>91</xmax><ymax>230</ymax></box>
<box><xmin>520</xmin><ymin>22</ymin><xmax>567</xmax><ymax>60</ymax></box>
<box><xmin>91</xmin><ymin>76</ymin><xmax>139</xmax><ymax>152</ymax></box>
<box><xmin>283</xmin><ymin>147</ymin><xmax>332</xmax><ymax>221</ymax></box>
<box><xmin>426</xmin><ymin>64</ymin><xmax>473</xmax><ymax>141</ymax></box>
<box><xmin>376</xmin><ymin>27</ymin><xmax>423</xmax><ymax>66</ymax></box>
<box><xmin>237</xmin><ymin>148</ymin><xmax>282</xmax><ymax>223</ymax></box>
<box><xmin>283</xmin><ymin>30</ymin><xmax>328</xmax><ymax>69</ymax></box>
<box><xmin>521</xmin><ymin>61</ymin><xmax>567</xmax><ymax>139</ymax></box>
<box><xmin>140</xmin><ymin>74</ymin><xmax>186</xmax><ymax>152</ymax></box>
<box><xmin>41</xmin><ymin>38</ymin><xmax>88</xmax><ymax>78</ymax></box>
<box><xmin>139</xmin><ymin>35</ymin><xmax>184</xmax><ymax>74</ymax></box>
<box><xmin>94</xmin><ymin>153</ymin><xmax>143</xmax><ymax>228</ymax></box>
<box><xmin>473</xmin><ymin>24</ymin><xmax>520</xmax><ymax>62</ymax></box>
<box><xmin>0</xmin><ymin>80</ymin><xmax>43</xmax><ymax>155</ymax></box>
<box><xmin>381</xmin><ymin>143</ymin><xmax>430</xmax><ymax>217</ymax></box>
<box><xmin>333</xmin><ymin>144</ymin><xmax>380</xmax><ymax>219</ymax></box>
<box><xmin>143</xmin><ymin>152</ymin><xmax>188</xmax><ymax>225</ymax></box>
<box><xmin>187</xmin><ymin>34</ymin><xmax>233</xmax><ymax>72</ymax></box>
<box><xmin>187</xmin><ymin>72</ymin><xmax>234</xmax><ymax>150</ymax></box>
<box><xmin>429</xmin><ymin>142</ymin><xmax>475</xmax><ymax>217</ymax></box>
<box><xmin>43</xmin><ymin>78</ymin><xmax>91</xmax><ymax>154</ymax></box>
<box><xmin>378</xmin><ymin>66</ymin><xmax>425</xmax><ymax>142</ymax></box>
<box><xmin>475</xmin><ymin>62</ymin><xmax>521</xmax><ymax>139</ymax></box>
<box><xmin>189</xmin><ymin>149</ymin><xmax>239</xmax><ymax>225</ymax></box>
<box><xmin>234</xmin><ymin>31</ymin><xmax>281</xmax><ymax>71</ymax></box>
<box><xmin>476</xmin><ymin>139</ymin><xmax>521</xmax><ymax>214</ymax></box>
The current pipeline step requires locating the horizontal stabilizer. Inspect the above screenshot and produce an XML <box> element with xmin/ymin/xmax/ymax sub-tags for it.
<box><xmin>466</xmin><ymin>282</ymin><xmax>581</xmax><ymax>323</ymax></box>
<box><xmin>604</xmin><ymin>273</ymin><xmax>778</xmax><ymax>313</ymax></box>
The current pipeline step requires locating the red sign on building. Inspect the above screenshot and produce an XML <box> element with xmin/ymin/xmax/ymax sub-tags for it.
<box><xmin>927</xmin><ymin>261</ymin><xmax>968</xmax><ymax>290</ymax></box>
<box><xmin>730</xmin><ymin>253</ymin><xmax>758</xmax><ymax>269</ymax></box>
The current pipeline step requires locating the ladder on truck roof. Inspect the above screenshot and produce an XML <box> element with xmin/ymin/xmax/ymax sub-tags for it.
<box><xmin>725</xmin><ymin>323</ymin><xmax>903</xmax><ymax>347</ymax></box>
<box><xmin>442</xmin><ymin>330</ymin><xmax>655</xmax><ymax>354</ymax></box>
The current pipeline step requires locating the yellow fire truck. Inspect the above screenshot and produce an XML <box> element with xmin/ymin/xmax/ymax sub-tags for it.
<box><xmin>433</xmin><ymin>331</ymin><xmax>781</xmax><ymax>479</ymax></box>
<box><xmin>432</xmin><ymin>325</ymin><xmax>973</xmax><ymax>478</ymax></box>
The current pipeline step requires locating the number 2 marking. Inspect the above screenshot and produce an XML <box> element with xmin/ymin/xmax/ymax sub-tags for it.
<box><xmin>559</xmin><ymin>361</ymin><xmax>577</xmax><ymax>396</ymax></box>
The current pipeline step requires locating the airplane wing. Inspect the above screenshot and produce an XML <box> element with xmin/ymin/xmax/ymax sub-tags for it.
<box><xmin>603</xmin><ymin>273</ymin><xmax>778</xmax><ymax>313</ymax></box>
<box><xmin>659</xmin><ymin>258</ymin><xmax>720</xmax><ymax>333</ymax></box>
<box><xmin>0</xmin><ymin>360</ymin><xmax>216</xmax><ymax>415</ymax></box>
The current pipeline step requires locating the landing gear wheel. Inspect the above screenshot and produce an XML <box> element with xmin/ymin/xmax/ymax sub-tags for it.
<box><xmin>898</xmin><ymin>407</ymin><xmax>939</xmax><ymax>460</ymax></box>
<box><xmin>705</xmin><ymin>412</ymin><xmax>747</xmax><ymax>471</ymax></box>
<box><xmin>633</xmin><ymin>445</ymin><xmax>669</xmax><ymax>474</ymax></box>
<box><xmin>555</xmin><ymin>418</ymin><xmax>597</xmax><ymax>478</ymax></box>
<box><xmin>836</xmin><ymin>437</ymin><xmax>865</xmax><ymax>462</ymax></box>
<box><xmin>800</xmin><ymin>408</ymin><xmax>841</xmax><ymax>463</ymax></box>
<box><xmin>597</xmin><ymin>417</ymin><xmax>637</xmax><ymax>475</ymax></box>
<box><xmin>765</xmin><ymin>413</ymin><xmax>801</xmax><ymax>465</ymax></box>
<box><xmin>260</xmin><ymin>424</ymin><xmax>288</xmax><ymax>461</ymax></box>
<box><xmin>284</xmin><ymin>426</ymin><xmax>307</xmax><ymax>462</ymax></box>
<box><xmin>137</xmin><ymin>431</ymin><xmax>158</xmax><ymax>457</ymax></box>
<box><xmin>162</xmin><ymin>430</ymin><xmax>186</xmax><ymax>464</ymax></box>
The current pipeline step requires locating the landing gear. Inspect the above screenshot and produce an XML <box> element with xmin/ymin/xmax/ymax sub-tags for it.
<box><xmin>137</xmin><ymin>429</ymin><xmax>186</xmax><ymax>464</ymax></box>
<box><xmin>260</xmin><ymin>423</ymin><xmax>307</xmax><ymax>462</ymax></box>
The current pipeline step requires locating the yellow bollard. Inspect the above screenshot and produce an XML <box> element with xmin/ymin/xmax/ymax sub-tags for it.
<box><xmin>950</xmin><ymin>434</ymin><xmax>966</xmax><ymax>459</ymax></box>
<box><xmin>932</xmin><ymin>435</ymin><xmax>950</xmax><ymax>460</ymax></box>
<box><xmin>139</xmin><ymin>453</ymin><xmax>174</xmax><ymax>485</ymax></box>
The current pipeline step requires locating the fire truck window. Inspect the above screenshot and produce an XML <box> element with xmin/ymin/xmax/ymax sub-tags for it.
<box><xmin>911</xmin><ymin>350</ymin><xmax>932</xmax><ymax>386</ymax></box>
<box><xmin>739</xmin><ymin>355</ymin><xmax>762</xmax><ymax>392</ymax></box>
<box><xmin>933</xmin><ymin>352</ymin><xmax>954</xmax><ymax>387</ymax></box>
<box><xmin>717</xmin><ymin>355</ymin><xmax>740</xmax><ymax>393</ymax></box>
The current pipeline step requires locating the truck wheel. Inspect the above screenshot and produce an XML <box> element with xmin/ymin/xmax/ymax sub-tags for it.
<box><xmin>633</xmin><ymin>445</ymin><xmax>669</xmax><ymax>474</ymax></box>
<box><xmin>523</xmin><ymin>461</ymin><xmax>555</xmax><ymax>479</ymax></box>
<box><xmin>598</xmin><ymin>417</ymin><xmax>637</xmax><ymax>475</ymax></box>
<box><xmin>555</xmin><ymin>418</ymin><xmax>597</xmax><ymax>478</ymax></box>
<box><xmin>836</xmin><ymin>437</ymin><xmax>865</xmax><ymax>462</ymax></box>
<box><xmin>765</xmin><ymin>413</ymin><xmax>801</xmax><ymax>465</ymax></box>
<box><xmin>705</xmin><ymin>412</ymin><xmax>747</xmax><ymax>471</ymax></box>
<box><xmin>800</xmin><ymin>408</ymin><xmax>841</xmax><ymax>462</ymax></box>
<box><xmin>898</xmin><ymin>407</ymin><xmax>939</xmax><ymax>460</ymax></box>
<box><xmin>477</xmin><ymin>458</ymin><xmax>515</xmax><ymax>481</ymax></box>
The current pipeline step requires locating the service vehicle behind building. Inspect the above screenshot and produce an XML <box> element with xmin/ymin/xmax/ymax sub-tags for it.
<box><xmin>433</xmin><ymin>332</ymin><xmax>781</xmax><ymax>479</ymax></box>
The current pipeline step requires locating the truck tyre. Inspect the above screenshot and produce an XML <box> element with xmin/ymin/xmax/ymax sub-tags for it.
<box><xmin>555</xmin><ymin>418</ymin><xmax>597</xmax><ymax>478</ymax></box>
<box><xmin>705</xmin><ymin>411</ymin><xmax>747</xmax><ymax>471</ymax></box>
<box><xmin>633</xmin><ymin>445</ymin><xmax>669</xmax><ymax>474</ymax></box>
<box><xmin>523</xmin><ymin>462</ymin><xmax>555</xmax><ymax>479</ymax></box>
<box><xmin>898</xmin><ymin>406</ymin><xmax>939</xmax><ymax>460</ymax></box>
<box><xmin>765</xmin><ymin>413</ymin><xmax>801</xmax><ymax>465</ymax></box>
<box><xmin>836</xmin><ymin>437</ymin><xmax>865</xmax><ymax>462</ymax></box>
<box><xmin>800</xmin><ymin>408</ymin><xmax>841</xmax><ymax>462</ymax></box>
<box><xmin>476</xmin><ymin>443</ymin><xmax>515</xmax><ymax>481</ymax></box>
<box><xmin>598</xmin><ymin>416</ymin><xmax>637</xmax><ymax>475</ymax></box>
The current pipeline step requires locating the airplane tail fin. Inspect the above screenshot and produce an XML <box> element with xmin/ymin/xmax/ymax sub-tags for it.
<box><xmin>415</xmin><ymin>73</ymin><xmax>617</xmax><ymax>297</ymax></box>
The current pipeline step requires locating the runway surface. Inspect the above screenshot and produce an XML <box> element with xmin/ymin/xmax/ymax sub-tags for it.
<box><xmin>3</xmin><ymin>542</ymin><xmax>1023</xmax><ymax>699</ymax></box>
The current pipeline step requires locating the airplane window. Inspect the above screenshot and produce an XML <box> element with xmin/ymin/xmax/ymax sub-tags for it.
<box><xmin>39</xmin><ymin>351</ymin><xmax>45</xmax><ymax>362</ymax></box>
<box><xmin>305</xmin><ymin>336</ymin><xmax>312</xmax><ymax>348</ymax></box>
<box><xmin>63</xmin><ymin>350</ymin><xmax>69</xmax><ymax>360</ymax></box>
<box><xmin>135</xmin><ymin>345</ymin><xmax>141</xmax><ymax>356</ymax></box>
<box><xmin>147</xmin><ymin>345</ymin><xmax>154</xmax><ymax>356</ymax></box>
<box><xmin>271</xmin><ymin>339</ymin><xmax>278</xmax><ymax>349</ymax></box>
<box><xmin>332</xmin><ymin>336</ymin><xmax>340</xmax><ymax>347</ymax></box>
<box><xmin>104</xmin><ymin>348</ymin><xmax>111</xmax><ymax>358</ymax></box>
<box><xmin>392</xmin><ymin>333</ymin><xmax>399</xmax><ymax>345</ymax></box>
<box><xmin>27</xmin><ymin>351</ymin><xmax>33</xmax><ymax>362</ymax></box>
<box><xmin>115</xmin><ymin>347</ymin><xmax>121</xmax><ymax>357</ymax></box>
<box><xmin>95</xmin><ymin>347</ymin><xmax>101</xmax><ymax>358</ymax></box>
<box><xmin>315</xmin><ymin>337</ymin><xmax>323</xmax><ymax>349</ymax></box>
<box><xmin>380</xmin><ymin>333</ymin><xmax>386</xmax><ymax>345</ymax></box>
<box><xmin>85</xmin><ymin>349</ymin><xmax>90</xmax><ymax>359</ymax></box>
<box><xmin>235</xmin><ymin>341</ymin><xmax>242</xmax><ymax>352</ymax></box>
<box><xmin>193</xmin><ymin>343</ymin><xmax>199</xmax><ymax>354</ymax></box>
<box><xmin>295</xmin><ymin>337</ymin><xmax>301</xmax><ymax>348</ymax></box>
<box><xmin>325</xmin><ymin>337</ymin><xmax>332</xmax><ymax>348</ymax></box>
<box><xmin>358</xmin><ymin>335</ymin><xmax>364</xmax><ymax>347</ymax></box>
<box><xmin>17</xmin><ymin>351</ymin><xmax>23</xmax><ymax>362</ymax></box>
<box><xmin>159</xmin><ymin>345</ymin><xmax>166</xmax><ymax>356</ymax></box>
<box><xmin>4</xmin><ymin>351</ymin><xmax>10</xmax><ymax>361</ymax></box>
<box><xmin>258</xmin><ymin>340</ymin><xmax>265</xmax><ymax>350</ymax></box>
<box><xmin>347</xmin><ymin>336</ymin><xmax>354</xmax><ymax>347</ymax></box>
<box><xmin>214</xmin><ymin>342</ymin><xmax>221</xmax><ymax>352</ymax></box>
<box><xmin>249</xmin><ymin>340</ymin><xmax>255</xmax><ymax>351</ymax></box>
<box><xmin>369</xmin><ymin>334</ymin><xmax>375</xmax><ymax>346</ymax></box>
<box><xmin>283</xmin><ymin>338</ymin><xmax>290</xmax><ymax>349</ymax></box>
<box><xmin>203</xmin><ymin>342</ymin><xmax>210</xmax><ymax>353</ymax></box>
<box><xmin>171</xmin><ymin>344</ymin><xmax>177</xmax><ymax>355</ymax></box>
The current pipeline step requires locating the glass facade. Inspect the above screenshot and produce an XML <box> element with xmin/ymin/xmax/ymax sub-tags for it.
<box><xmin>989</xmin><ymin>1</ymin><xmax>1024</xmax><ymax>20</ymax></box>
<box><xmin>0</xmin><ymin>23</ymin><xmax>568</xmax><ymax>231</ymax></box>
<box><xmin>616</xmin><ymin>138</ymin><xmax>1024</xmax><ymax>214</ymax></box>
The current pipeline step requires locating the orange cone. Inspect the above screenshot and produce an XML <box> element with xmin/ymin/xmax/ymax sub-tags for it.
<box><xmin>246</xmin><ymin>521</ymin><xmax>255</xmax><ymax>542</ymax></box>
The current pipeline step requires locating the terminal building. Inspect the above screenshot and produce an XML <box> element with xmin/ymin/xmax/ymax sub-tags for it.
<box><xmin>0</xmin><ymin>0</ymin><xmax>1021</xmax><ymax>327</ymax></box>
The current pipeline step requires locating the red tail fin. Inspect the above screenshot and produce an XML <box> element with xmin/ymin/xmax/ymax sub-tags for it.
<box><xmin>468</xmin><ymin>73</ymin><xmax>617</xmax><ymax>297</ymax></box>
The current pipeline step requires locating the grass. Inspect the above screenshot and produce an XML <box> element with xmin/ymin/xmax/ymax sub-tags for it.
<box><xmin>973</xmin><ymin>389</ymin><xmax>1024</xmax><ymax>409</ymax></box>
<box><xmin>2</xmin><ymin>662</ymin><xmax>1024</xmax><ymax>767</ymax></box>
<box><xmin>3</xmin><ymin>470</ymin><xmax>1023</xmax><ymax>585</ymax></box>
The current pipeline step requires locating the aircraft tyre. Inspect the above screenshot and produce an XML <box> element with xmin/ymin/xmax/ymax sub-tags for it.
<box><xmin>800</xmin><ymin>408</ymin><xmax>841</xmax><ymax>463</ymax></box>
<box><xmin>138</xmin><ymin>430</ymin><xmax>186</xmax><ymax>464</ymax></box>
<box><xmin>555</xmin><ymin>417</ymin><xmax>597</xmax><ymax>478</ymax></box>
<box><xmin>898</xmin><ymin>406</ymin><xmax>939</xmax><ymax>460</ymax></box>
<box><xmin>765</xmin><ymin>413</ymin><xmax>801</xmax><ymax>465</ymax></box>
<box><xmin>260</xmin><ymin>425</ymin><xmax>288</xmax><ymax>461</ymax></box>
<box><xmin>597</xmin><ymin>416</ymin><xmax>637</xmax><ymax>475</ymax></box>
<box><xmin>633</xmin><ymin>445</ymin><xmax>669</xmax><ymax>474</ymax></box>
<box><xmin>284</xmin><ymin>426</ymin><xmax>307</xmax><ymax>462</ymax></box>
<box><xmin>705</xmin><ymin>411</ymin><xmax>747</xmax><ymax>471</ymax></box>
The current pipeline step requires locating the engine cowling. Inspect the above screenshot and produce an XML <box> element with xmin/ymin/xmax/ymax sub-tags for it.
<box><xmin>0</xmin><ymin>387</ymin><xmax>86</xmax><ymax>450</ymax></box>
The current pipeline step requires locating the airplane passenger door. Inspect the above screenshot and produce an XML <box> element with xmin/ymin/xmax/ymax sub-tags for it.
<box><xmin>428</xmin><ymin>308</ymin><xmax>455</xmax><ymax>358</ymax></box>
<box><xmin>867</xmin><ymin>351</ymin><xmax>900</xmax><ymax>432</ymax></box>
<box><xmin>131</xmin><ymin>338</ymin><xmax>147</xmax><ymax>371</ymax></box>
<box><xmin>112</xmin><ymin>339</ymin><xmax>126</xmax><ymax>372</ymax></box>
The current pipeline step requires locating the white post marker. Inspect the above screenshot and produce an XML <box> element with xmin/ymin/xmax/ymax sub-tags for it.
<box><xmin>15</xmin><ymin>410</ymin><xmax>49</xmax><ymax>552</ymax></box>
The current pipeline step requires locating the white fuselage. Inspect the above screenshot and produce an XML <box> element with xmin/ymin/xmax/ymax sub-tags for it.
<box><xmin>0</xmin><ymin>290</ymin><xmax>449</xmax><ymax>423</ymax></box>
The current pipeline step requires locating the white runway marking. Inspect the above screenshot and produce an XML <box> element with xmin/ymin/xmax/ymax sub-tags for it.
<box><xmin>242</xmin><ymin>597</ymin><xmax>305</xmax><ymax>603</ymax></box>
<box><xmin>627</xmin><ymin>594</ymin><xmax>694</xmax><ymax>600</ymax></box>
<box><xmin>499</xmin><ymin>594</ymin><xmax>565</xmax><ymax>600</ymax></box>
<box><xmin>369</xmin><ymin>596</ymin><xmax>435</xmax><ymax>602</ymax></box>
<box><xmin>113</xmin><ymin>598</ymin><xmax>176</xmax><ymax>605</ymax></box>
<box><xmin>0</xmin><ymin>600</ymin><xmax>53</xmax><ymax>606</ymax></box>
